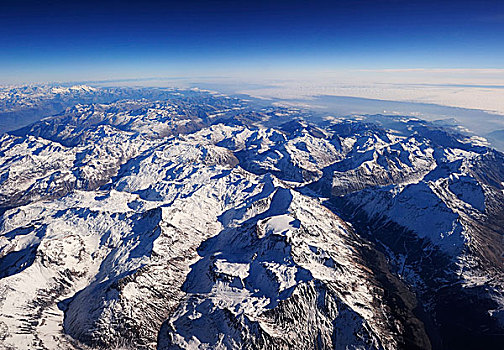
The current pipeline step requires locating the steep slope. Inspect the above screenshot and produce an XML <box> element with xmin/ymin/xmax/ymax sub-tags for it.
<box><xmin>158</xmin><ymin>187</ymin><xmax>424</xmax><ymax>350</ymax></box>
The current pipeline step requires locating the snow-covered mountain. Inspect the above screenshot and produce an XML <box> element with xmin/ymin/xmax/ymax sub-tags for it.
<box><xmin>0</xmin><ymin>87</ymin><xmax>503</xmax><ymax>349</ymax></box>
<box><xmin>0</xmin><ymin>85</ymin><xmax>223</xmax><ymax>134</ymax></box>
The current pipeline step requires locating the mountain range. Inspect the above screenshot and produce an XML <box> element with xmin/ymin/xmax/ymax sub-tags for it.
<box><xmin>0</xmin><ymin>86</ymin><xmax>503</xmax><ymax>349</ymax></box>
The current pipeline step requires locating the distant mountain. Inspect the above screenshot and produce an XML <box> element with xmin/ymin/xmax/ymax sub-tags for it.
<box><xmin>0</xmin><ymin>85</ymin><xmax>220</xmax><ymax>134</ymax></box>
<box><xmin>0</xmin><ymin>88</ymin><xmax>503</xmax><ymax>349</ymax></box>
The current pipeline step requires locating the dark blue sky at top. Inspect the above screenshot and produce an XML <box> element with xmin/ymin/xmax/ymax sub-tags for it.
<box><xmin>1</xmin><ymin>0</ymin><xmax>503</xmax><ymax>83</ymax></box>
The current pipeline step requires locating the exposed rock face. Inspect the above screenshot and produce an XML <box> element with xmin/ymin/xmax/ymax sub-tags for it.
<box><xmin>0</xmin><ymin>88</ymin><xmax>503</xmax><ymax>349</ymax></box>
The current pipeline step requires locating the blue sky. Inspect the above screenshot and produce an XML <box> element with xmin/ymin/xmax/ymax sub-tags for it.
<box><xmin>1</xmin><ymin>0</ymin><xmax>503</xmax><ymax>83</ymax></box>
